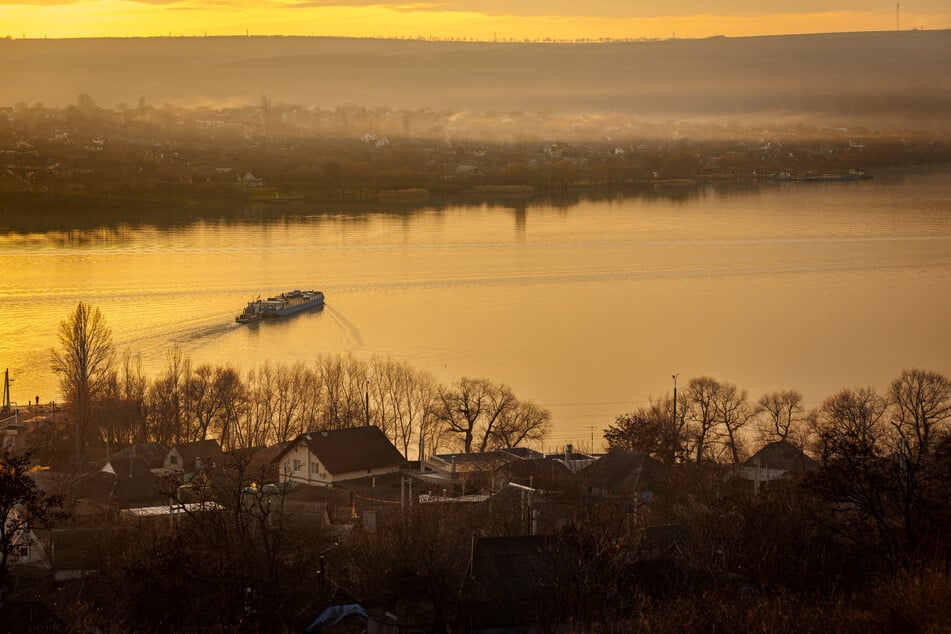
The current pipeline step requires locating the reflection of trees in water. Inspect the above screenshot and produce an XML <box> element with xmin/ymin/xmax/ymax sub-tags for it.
<box><xmin>0</xmin><ymin>181</ymin><xmax>765</xmax><ymax>234</ymax></box>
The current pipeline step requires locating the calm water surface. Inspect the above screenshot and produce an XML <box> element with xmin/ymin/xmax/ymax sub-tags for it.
<box><xmin>3</xmin><ymin>168</ymin><xmax>951</xmax><ymax>451</ymax></box>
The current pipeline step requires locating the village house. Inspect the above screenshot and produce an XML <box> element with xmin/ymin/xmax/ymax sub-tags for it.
<box><xmin>422</xmin><ymin>451</ymin><xmax>518</xmax><ymax>496</ymax></box>
<box><xmin>275</xmin><ymin>426</ymin><xmax>405</xmax><ymax>487</ymax></box>
<box><xmin>423</xmin><ymin>451</ymin><xmax>517</xmax><ymax>479</ymax></box>
<box><xmin>0</xmin><ymin>423</ymin><xmax>28</xmax><ymax>452</ymax></box>
<box><xmin>544</xmin><ymin>444</ymin><xmax>596</xmax><ymax>473</ymax></box>
<box><xmin>736</xmin><ymin>440</ymin><xmax>819</xmax><ymax>493</ymax></box>
<box><xmin>494</xmin><ymin>457</ymin><xmax>574</xmax><ymax>493</ymax></box>
<box><xmin>576</xmin><ymin>448</ymin><xmax>670</xmax><ymax>501</ymax></box>
<box><xmin>73</xmin><ymin>457</ymin><xmax>169</xmax><ymax>521</ymax></box>
<box><xmin>106</xmin><ymin>442</ymin><xmax>169</xmax><ymax>474</ymax></box>
<box><xmin>163</xmin><ymin>439</ymin><xmax>224</xmax><ymax>479</ymax></box>
<box><xmin>243</xmin><ymin>441</ymin><xmax>291</xmax><ymax>484</ymax></box>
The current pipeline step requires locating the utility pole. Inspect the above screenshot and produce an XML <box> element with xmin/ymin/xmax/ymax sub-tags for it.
<box><xmin>672</xmin><ymin>373</ymin><xmax>679</xmax><ymax>427</ymax></box>
<box><xmin>365</xmin><ymin>383</ymin><xmax>370</xmax><ymax>427</ymax></box>
<box><xmin>897</xmin><ymin>3</ymin><xmax>900</xmax><ymax>31</ymax></box>
<box><xmin>2</xmin><ymin>368</ymin><xmax>13</xmax><ymax>415</ymax></box>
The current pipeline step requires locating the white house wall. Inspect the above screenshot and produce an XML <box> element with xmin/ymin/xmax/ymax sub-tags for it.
<box><xmin>163</xmin><ymin>448</ymin><xmax>184</xmax><ymax>472</ymax></box>
<box><xmin>279</xmin><ymin>440</ymin><xmax>402</xmax><ymax>486</ymax></box>
<box><xmin>280</xmin><ymin>441</ymin><xmax>330</xmax><ymax>486</ymax></box>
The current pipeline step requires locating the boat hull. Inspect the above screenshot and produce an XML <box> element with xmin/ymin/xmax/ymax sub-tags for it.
<box><xmin>236</xmin><ymin>290</ymin><xmax>324</xmax><ymax>324</ymax></box>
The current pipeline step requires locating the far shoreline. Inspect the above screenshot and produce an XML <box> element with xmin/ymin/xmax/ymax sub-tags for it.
<box><xmin>4</xmin><ymin>164</ymin><xmax>950</xmax><ymax>234</ymax></box>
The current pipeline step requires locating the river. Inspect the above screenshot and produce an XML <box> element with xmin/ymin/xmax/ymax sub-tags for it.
<box><xmin>2</xmin><ymin>167</ymin><xmax>951</xmax><ymax>452</ymax></box>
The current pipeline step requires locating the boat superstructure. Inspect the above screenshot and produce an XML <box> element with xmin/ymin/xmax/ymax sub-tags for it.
<box><xmin>236</xmin><ymin>290</ymin><xmax>324</xmax><ymax>324</ymax></box>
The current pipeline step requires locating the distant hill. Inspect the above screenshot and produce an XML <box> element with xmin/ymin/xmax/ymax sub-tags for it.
<box><xmin>2</xmin><ymin>31</ymin><xmax>950</xmax><ymax>126</ymax></box>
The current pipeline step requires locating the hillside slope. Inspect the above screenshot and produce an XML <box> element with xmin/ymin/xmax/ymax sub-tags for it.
<box><xmin>2</xmin><ymin>31</ymin><xmax>949</xmax><ymax>125</ymax></box>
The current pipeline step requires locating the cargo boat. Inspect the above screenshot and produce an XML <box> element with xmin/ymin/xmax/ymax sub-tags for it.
<box><xmin>236</xmin><ymin>290</ymin><xmax>324</xmax><ymax>324</ymax></box>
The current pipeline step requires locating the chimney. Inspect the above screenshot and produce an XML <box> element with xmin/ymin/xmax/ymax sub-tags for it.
<box><xmin>565</xmin><ymin>443</ymin><xmax>573</xmax><ymax>463</ymax></box>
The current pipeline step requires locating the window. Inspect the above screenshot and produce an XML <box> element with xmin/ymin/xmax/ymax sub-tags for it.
<box><xmin>293</xmin><ymin>459</ymin><xmax>303</xmax><ymax>472</ymax></box>
<box><xmin>170</xmin><ymin>455</ymin><xmax>178</xmax><ymax>465</ymax></box>
<box><xmin>310</xmin><ymin>462</ymin><xmax>319</xmax><ymax>474</ymax></box>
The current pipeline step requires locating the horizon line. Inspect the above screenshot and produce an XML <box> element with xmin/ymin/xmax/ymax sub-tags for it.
<box><xmin>3</xmin><ymin>27</ymin><xmax>944</xmax><ymax>45</ymax></box>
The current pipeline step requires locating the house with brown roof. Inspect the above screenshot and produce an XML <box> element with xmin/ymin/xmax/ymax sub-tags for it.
<box><xmin>494</xmin><ymin>457</ymin><xmax>574</xmax><ymax>493</ymax></box>
<box><xmin>577</xmin><ymin>449</ymin><xmax>670</xmax><ymax>501</ymax></box>
<box><xmin>737</xmin><ymin>440</ymin><xmax>819</xmax><ymax>492</ymax></box>
<box><xmin>74</xmin><ymin>457</ymin><xmax>169</xmax><ymax>520</ymax></box>
<box><xmin>244</xmin><ymin>441</ymin><xmax>291</xmax><ymax>484</ymax></box>
<box><xmin>105</xmin><ymin>443</ymin><xmax>169</xmax><ymax>473</ymax></box>
<box><xmin>164</xmin><ymin>439</ymin><xmax>224</xmax><ymax>478</ymax></box>
<box><xmin>274</xmin><ymin>426</ymin><xmax>405</xmax><ymax>486</ymax></box>
<box><xmin>424</xmin><ymin>451</ymin><xmax>518</xmax><ymax>479</ymax></box>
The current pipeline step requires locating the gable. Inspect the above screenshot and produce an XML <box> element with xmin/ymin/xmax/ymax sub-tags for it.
<box><xmin>289</xmin><ymin>426</ymin><xmax>405</xmax><ymax>475</ymax></box>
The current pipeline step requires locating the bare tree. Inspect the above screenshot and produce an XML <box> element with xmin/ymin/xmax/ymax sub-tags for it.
<box><xmin>713</xmin><ymin>381</ymin><xmax>754</xmax><ymax>464</ymax></box>
<box><xmin>377</xmin><ymin>359</ymin><xmax>436</xmax><ymax>459</ymax></box>
<box><xmin>889</xmin><ymin>368</ymin><xmax>951</xmax><ymax>457</ymax></box>
<box><xmin>816</xmin><ymin>386</ymin><xmax>888</xmax><ymax>457</ymax></box>
<box><xmin>145</xmin><ymin>347</ymin><xmax>191</xmax><ymax>446</ymax></box>
<box><xmin>490</xmin><ymin>400</ymin><xmax>551</xmax><ymax>450</ymax></box>
<box><xmin>368</xmin><ymin>356</ymin><xmax>398</xmax><ymax>442</ymax></box>
<box><xmin>185</xmin><ymin>365</ymin><xmax>244</xmax><ymax>442</ymax></box>
<box><xmin>807</xmin><ymin>378</ymin><xmax>951</xmax><ymax>561</ymax></box>
<box><xmin>432</xmin><ymin>377</ymin><xmax>518</xmax><ymax>453</ymax></box>
<box><xmin>807</xmin><ymin>387</ymin><xmax>894</xmax><ymax>556</ymax></box>
<box><xmin>603</xmin><ymin>394</ymin><xmax>686</xmax><ymax>465</ymax></box>
<box><xmin>295</xmin><ymin>364</ymin><xmax>323</xmax><ymax>434</ymax></box>
<box><xmin>97</xmin><ymin>368</ymin><xmax>142</xmax><ymax>452</ymax></box>
<box><xmin>685</xmin><ymin>377</ymin><xmax>720</xmax><ymax>464</ymax></box>
<box><xmin>215</xmin><ymin>373</ymin><xmax>247</xmax><ymax>453</ymax></box>
<box><xmin>887</xmin><ymin>369</ymin><xmax>951</xmax><ymax>552</ymax></box>
<box><xmin>50</xmin><ymin>302</ymin><xmax>115</xmax><ymax>468</ymax></box>
<box><xmin>234</xmin><ymin>362</ymin><xmax>278</xmax><ymax>449</ymax></box>
<box><xmin>317</xmin><ymin>354</ymin><xmax>367</xmax><ymax>429</ymax></box>
<box><xmin>756</xmin><ymin>389</ymin><xmax>812</xmax><ymax>448</ymax></box>
<box><xmin>271</xmin><ymin>362</ymin><xmax>309</xmax><ymax>442</ymax></box>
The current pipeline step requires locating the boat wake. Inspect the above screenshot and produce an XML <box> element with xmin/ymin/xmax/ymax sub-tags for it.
<box><xmin>324</xmin><ymin>304</ymin><xmax>364</xmax><ymax>349</ymax></box>
<box><xmin>177</xmin><ymin>321</ymin><xmax>240</xmax><ymax>343</ymax></box>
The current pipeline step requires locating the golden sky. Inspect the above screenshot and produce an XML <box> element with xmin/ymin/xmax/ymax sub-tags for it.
<box><xmin>2</xmin><ymin>1</ymin><xmax>950</xmax><ymax>40</ymax></box>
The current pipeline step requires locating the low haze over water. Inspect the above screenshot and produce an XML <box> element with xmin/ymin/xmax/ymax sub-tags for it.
<box><xmin>3</xmin><ymin>167</ymin><xmax>950</xmax><ymax>451</ymax></box>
